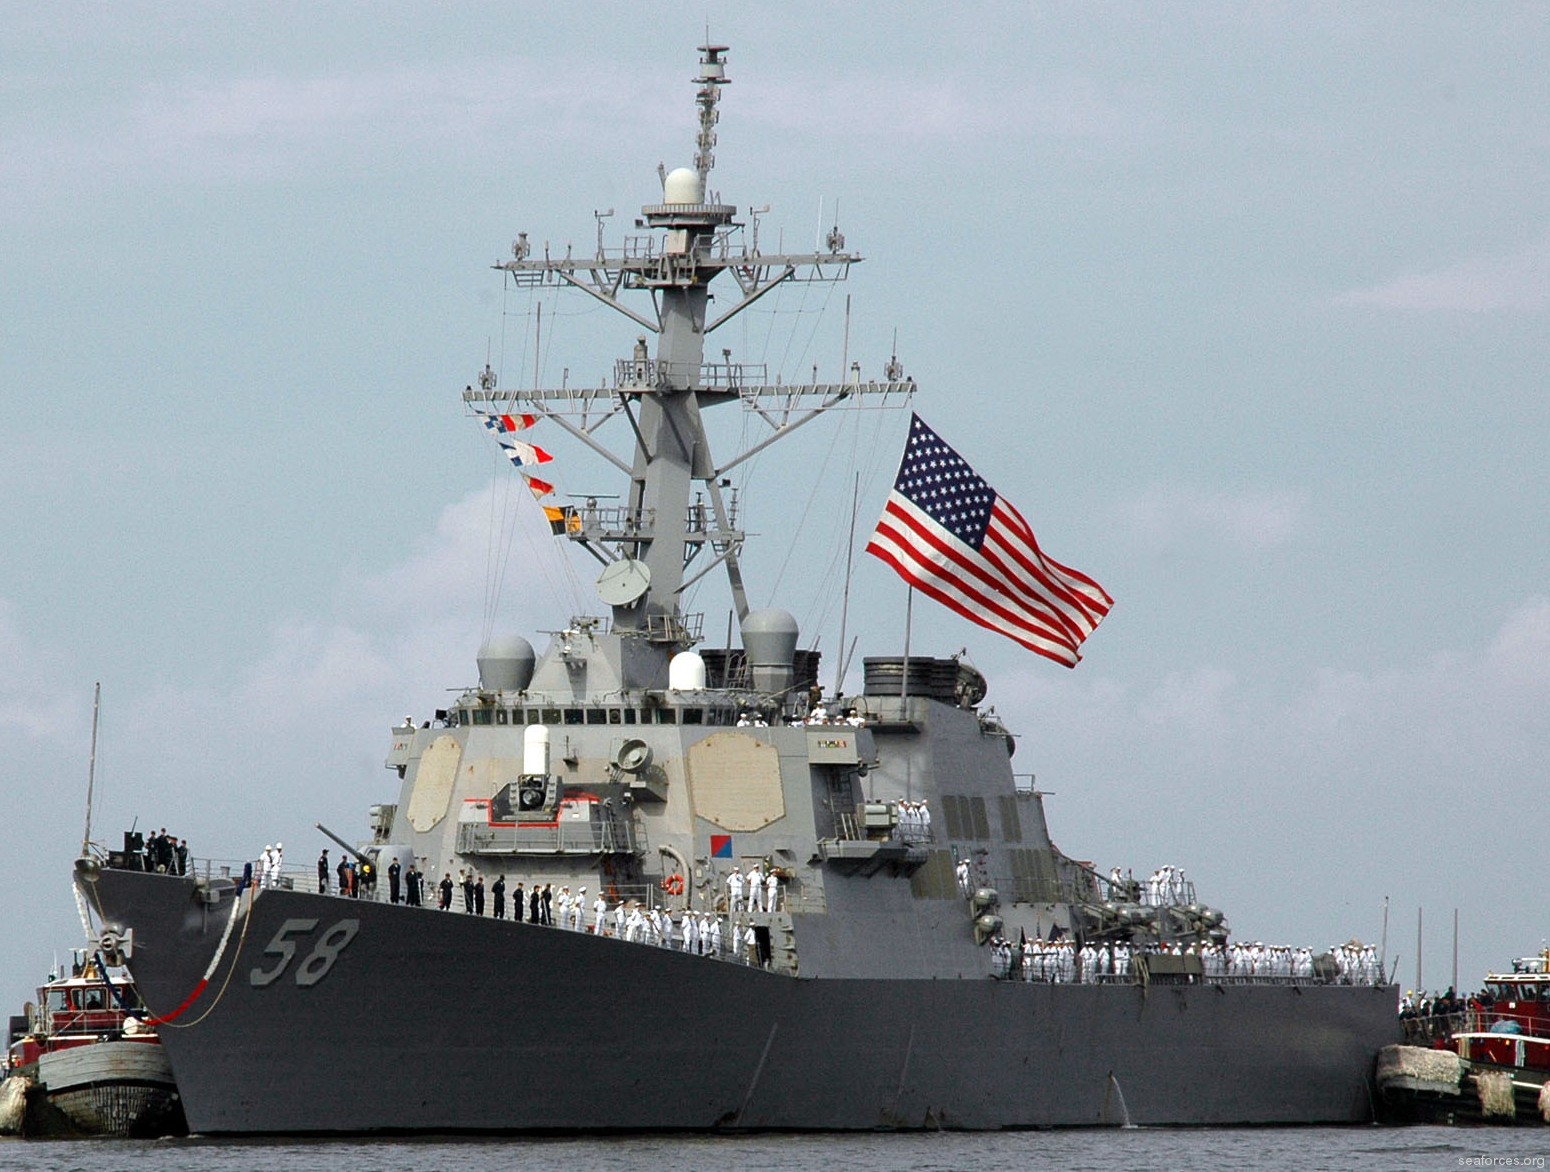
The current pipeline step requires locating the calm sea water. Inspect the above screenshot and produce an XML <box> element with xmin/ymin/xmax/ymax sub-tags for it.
<box><xmin>2</xmin><ymin>1128</ymin><xmax>1547</xmax><ymax>1172</ymax></box>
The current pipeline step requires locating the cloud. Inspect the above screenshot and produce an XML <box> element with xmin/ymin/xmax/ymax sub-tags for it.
<box><xmin>992</xmin><ymin>595</ymin><xmax>1550</xmax><ymax>982</ymax></box>
<box><xmin>745</xmin><ymin>70</ymin><xmax>1160</xmax><ymax>146</ymax></box>
<box><xmin>1331</xmin><ymin>231</ymin><xmax>1550</xmax><ymax>313</ymax></box>
<box><xmin>1</xmin><ymin>58</ymin><xmax>675</xmax><ymax>198</ymax></box>
<box><xmin>1114</xmin><ymin>484</ymin><xmax>1311</xmax><ymax>553</ymax></box>
<box><xmin>0</xmin><ymin>599</ymin><xmax>77</xmax><ymax>740</ymax></box>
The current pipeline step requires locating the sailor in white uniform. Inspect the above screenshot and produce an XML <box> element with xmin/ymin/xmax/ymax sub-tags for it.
<box><xmin>765</xmin><ymin>869</ymin><xmax>780</xmax><ymax>913</ymax></box>
<box><xmin>726</xmin><ymin>866</ymin><xmax>744</xmax><ymax>913</ymax></box>
<box><xmin>747</xmin><ymin>863</ymin><xmax>764</xmax><ymax>911</ymax></box>
<box><xmin>592</xmin><ymin>892</ymin><xmax>608</xmax><ymax>935</ymax></box>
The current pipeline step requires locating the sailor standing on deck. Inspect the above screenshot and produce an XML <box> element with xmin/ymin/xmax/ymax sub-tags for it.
<box><xmin>747</xmin><ymin>862</ymin><xmax>764</xmax><ymax>912</ymax></box>
<box><xmin>492</xmin><ymin>874</ymin><xmax>506</xmax><ymax>919</ymax></box>
<box><xmin>707</xmin><ymin>914</ymin><xmax>722</xmax><ymax>958</ymax></box>
<box><xmin>388</xmin><ymin>859</ymin><xmax>402</xmax><ymax>904</ymax></box>
<box><xmin>682</xmin><ymin>912</ymin><xmax>698</xmax><ymax>954</ymax></box>
<box><xmin>765</xmin><ymin>868</ymin><xmax>780</xmax><ymax>912</ymax></box>
<box><xmin>592</xmin><ymin>892</ymin><xmax>608</xmax><ymax>935</ymax></box>
<box><xmin>956</xmin><ymin>858</ymin><xmax>971</xmax><ymax>898</ymax></box>
<box><xmin>572</xmin><ymin>888</ymin><xmax>587</xmax><ymax>931</ymax></box>
<box><xmin>726</xmin><ymin>866</ymin><xmax>744</xmax><ymax>913</ymax></box>
<box><xmin>318</xmin><ymin>850</ymin><xmax>329</xmax><ymax>894</ymax></box>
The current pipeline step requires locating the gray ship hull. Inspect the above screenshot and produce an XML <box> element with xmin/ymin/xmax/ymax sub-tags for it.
<box><xmin>85</xmin><ymin>868</ymin><xmax>1397</xmax><ymax>1133</ymax></box>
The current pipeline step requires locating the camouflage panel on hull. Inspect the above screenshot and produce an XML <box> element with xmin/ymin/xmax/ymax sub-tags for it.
<box><xmin>83</xmin><ymin>869</ymin><xmax>1398</xmax><ymax>1132</ymax></box>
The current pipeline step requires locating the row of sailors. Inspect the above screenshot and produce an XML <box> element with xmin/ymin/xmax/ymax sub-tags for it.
<box><xmin>897</xmin><ymin>800</ymin><xmax>932</xmax><ymax>843</ymax></box>
<box><xmin>547</xmin><ymin>888</ymin><xmax>769</xmax><ymax>965</ymax></box>
<box><xmin>724</xmin><ymin>865</ymin><xmax>781</xmax><ymax>913</ymax></box>
<box><xmin>989</xmin><ymin>938</ymin><xmax>1386</xmax><ymax>984</ymax></box>
<box><xmin>1104</xmin><ymin>864</ymin><xmax>1192</xmax><ymax>907</ymax></box>
<box><xmin>735</xmin><ymin>705</ymin><xmax>868</xmax><ymax>729</ymax></box>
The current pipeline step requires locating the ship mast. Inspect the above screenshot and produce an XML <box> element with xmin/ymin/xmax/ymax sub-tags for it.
<box><xmin>466</xmin><ymin>45</ymin><xmax>912</xmax><ymax>667</ymax></box>
<box><xmin>81</xmin><ymin>681</ymin><xmax>100</xmax><ymax>858</ymax></box>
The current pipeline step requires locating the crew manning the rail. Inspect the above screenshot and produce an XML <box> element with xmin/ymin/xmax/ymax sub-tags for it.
<box><xmin>987</xmin><ymin>936</ymin><xmax>1385</xmax><ymax>986</ymax></box>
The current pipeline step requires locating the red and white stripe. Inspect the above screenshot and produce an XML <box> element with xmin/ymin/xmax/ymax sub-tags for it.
<box><xmin>866</xmin><ymin>492</ymin><xmax>1112</xmax><ymax>668</ymax></box>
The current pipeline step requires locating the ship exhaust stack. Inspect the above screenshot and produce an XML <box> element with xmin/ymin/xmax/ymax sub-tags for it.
<box><xmin>741</xmin><ymin>609</ymin><xmax>799</xmax><ymax>696</ymax></box>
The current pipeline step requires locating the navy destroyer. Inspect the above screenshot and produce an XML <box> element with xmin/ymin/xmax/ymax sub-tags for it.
<box><xmin>76</xmin><ymin>45</ymin><xmax>1397</xmax><ymax>1133</ymax></box>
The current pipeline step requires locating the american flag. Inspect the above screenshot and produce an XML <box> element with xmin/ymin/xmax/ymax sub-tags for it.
<box><xmin>865</xmin><ymin>414</ymin><xmax>1112</xmax><ymax>667</ymax></box>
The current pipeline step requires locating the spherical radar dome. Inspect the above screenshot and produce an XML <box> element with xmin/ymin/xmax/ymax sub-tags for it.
<box><xmin>477</xmin><ymin>634</ymin><xmax>537</xmax><ymax>692</ymax></box>
<box><xmin>662</xmin><ymin>166</ymin><xmax>703</xmax><ymax>205</ymax></box>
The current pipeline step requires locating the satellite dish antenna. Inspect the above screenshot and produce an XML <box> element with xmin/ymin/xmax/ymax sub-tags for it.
<box><xmin>616</xmin><ymin>738</ymin><xmax>652</xmax><ymax>773</ymax></box>
<box><xmin>596</xmin><ymin>558</ymin><xmax>651</xmax><ymax>606</ymax></box>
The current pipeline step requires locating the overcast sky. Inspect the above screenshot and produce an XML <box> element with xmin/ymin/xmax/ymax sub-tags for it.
<box><xmin>4</xmin><ymin>4</ymin><xmax>1548</xmax><ymax>1009</ymax></box>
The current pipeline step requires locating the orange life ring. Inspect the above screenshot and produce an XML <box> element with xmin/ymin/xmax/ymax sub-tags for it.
<box><xmin>661</xmin><ymin>873</ymin><xmax>685</xmax><ymax>896</ymax></box>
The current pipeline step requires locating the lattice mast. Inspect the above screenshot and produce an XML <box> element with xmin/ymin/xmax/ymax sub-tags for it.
<box><xmin>468</xmin><ymin>45</ymin><xmax>912</xmax><ymax>647</ymax></box>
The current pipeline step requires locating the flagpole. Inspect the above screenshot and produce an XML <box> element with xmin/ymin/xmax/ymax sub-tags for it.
<box><xmin>901</xmin><ymin>585</ymin><xmax>913</xmax><ymax>703</ymax></box>
<box><xmin>81</xmin><ymin>682</ymin><xmax>101</xmax><ymax>858</ymax></box>
<box><xmin>833</xmin><ymin>472</ymin><xmax>860</xmax><ymax>699</ymax></box>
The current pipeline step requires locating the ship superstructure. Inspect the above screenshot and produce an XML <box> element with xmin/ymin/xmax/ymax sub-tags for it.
<box><xmin>76</xmin><ymin>45</ymin><xmax>1398</xmax><ymax>1133</ymax></box>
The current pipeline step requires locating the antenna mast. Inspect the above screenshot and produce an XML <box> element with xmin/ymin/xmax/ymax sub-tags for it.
<box><xmin>81</xmin><ymin>681</ymin><xmax>100</xmax><ymax>858</ymax></box>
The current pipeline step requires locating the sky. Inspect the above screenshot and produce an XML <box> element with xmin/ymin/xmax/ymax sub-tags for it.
<box><xmin>3</xmin><ymin>3</ymin><xmax>1548</xmax><ymax>1011</ymax></box>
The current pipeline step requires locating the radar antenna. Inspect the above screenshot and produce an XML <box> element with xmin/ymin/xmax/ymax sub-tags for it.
<box><xmin>694</xmin><ymin>44</ymin><xmax>730</xmax><ymax>187</ymax></box>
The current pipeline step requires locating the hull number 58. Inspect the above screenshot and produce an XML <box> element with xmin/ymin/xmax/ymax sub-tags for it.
<box><xmin>250</xmin><ymin>918</ymin><xmax>360</xmax><ymax>988</ymax></box>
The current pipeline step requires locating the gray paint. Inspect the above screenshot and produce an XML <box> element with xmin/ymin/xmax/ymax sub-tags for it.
<box><xmin>76</xmin><ymin>44</ymin><xmax>1400</xmax><ymax>1133</ymax></box>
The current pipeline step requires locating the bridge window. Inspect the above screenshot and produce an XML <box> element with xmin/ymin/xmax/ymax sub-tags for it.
<box><xmin>564</xmin><ymin>709</ymin><xmax>584</xmax><ymax>725</ymax></box>
<box><xmin>471</xmin><ymin>708</ymin><xmax>493</xmax><ymax>726</ymax></box>
<box><xmin>682</xmin><ymin>708</ymin><xmax>704</xmax><ymax>724</ymax></box>
<box><xmin>586</xmin><ymin>709</ymin><xmax>608</xmax><ymax>725</ymax></box>
<box><xmin>656</xmin><ymin>709</ymin><xmax>677</xmax><ymax>725</ymax></box>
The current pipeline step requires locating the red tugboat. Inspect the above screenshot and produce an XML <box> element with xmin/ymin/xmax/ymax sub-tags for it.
<box><xmin>1377</xmin><ymin>950</ymin><xmax>1550</xmax><ymax>1125</ymax></box>
<box><xmin>1</xmin><ymin>951</ymin><xmax>184</xmax><ymax>1138</ymax></box>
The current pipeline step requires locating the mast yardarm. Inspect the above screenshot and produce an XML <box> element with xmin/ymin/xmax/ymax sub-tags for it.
<box><xmin>469</xmin><ymin>45</ymin><xmax>913</xmax><ymax>649</ymax></box>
